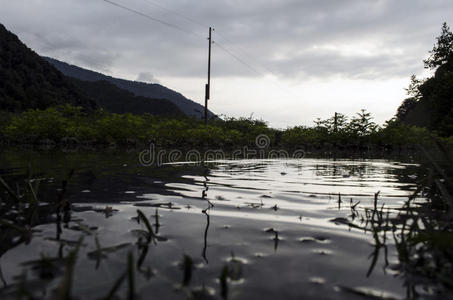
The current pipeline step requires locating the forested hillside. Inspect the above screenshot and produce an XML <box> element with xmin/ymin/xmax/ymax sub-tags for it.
<box><xmin>45</xmin><ymin>57</ymin><xmax>216</xmax><ymax>119</ymax></box>
<box><xmin>71</xmin><ymin>79</ymin><xmax>184</xmax><ymax>116</ymax></box>
<box><xmin>397</xmin><ymin>23</ymin><xmax>453</xmax><ymax>137</ymax></box>
<box><xmin>0</xmin><ymin>24</ymin><xmax>96</xmax><ymax>112</ymax></box>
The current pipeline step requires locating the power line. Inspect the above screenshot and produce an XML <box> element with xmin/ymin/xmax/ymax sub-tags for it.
<box><xmin>113</xmin><ymin>0</ymin><xmax>273</xmax><ymax>77</ymax></box>
<box><xmin>214</xmin><ymin>41</ymin><xmax>265</xmax><ymax>76</ymax></box>
<box><xmin>214</xmin><ymin>32</ymin><xmax>276</xmax><ymax>75</ymax></box>
<box><xmin>102</xmin><ymin>0</ymin><xmax>299</xmax><ymax>100</ymax></box>
<box><xmin>102</xmin><ymin>0</ymin><xmax>203</xmax><ymax>38</ymax></box>
<box><xmin>140</xmin><ymin>0</ymin><xmax>208</xmax><ymax>29</ymax></box>
<box><xmin>137</xmin><ymin>0</ymin><xmax>273</xmax><ymax>76</ymax></box>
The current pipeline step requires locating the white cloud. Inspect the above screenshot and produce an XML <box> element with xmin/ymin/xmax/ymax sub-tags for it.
<box><xmin>136</xmin><ymin>72</ymin><xmax>160</xmax><ymax>84</ymax></box>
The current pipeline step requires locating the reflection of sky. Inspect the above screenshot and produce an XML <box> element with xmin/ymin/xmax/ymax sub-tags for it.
<box><xmin>139</xmin><ymin>159</ymin><xmax>420</xmax><ymax>229</ymax></box>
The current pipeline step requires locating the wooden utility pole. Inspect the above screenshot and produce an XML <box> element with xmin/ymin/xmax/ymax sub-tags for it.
<box><xmin>334</xmin><ymin>112</ymin><xmax>338</xmax><ymax>133</ymax></box>
<box><xmin>204</xmin><ymin>27</ymin><xmax>212</xmax><ymax>124</ymax></box>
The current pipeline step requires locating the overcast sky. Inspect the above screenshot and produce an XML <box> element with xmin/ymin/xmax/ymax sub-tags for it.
<box><xmin>2</xmin><ymin>0</ymin><xmax>453</xmax><ymax>127</ymax></box>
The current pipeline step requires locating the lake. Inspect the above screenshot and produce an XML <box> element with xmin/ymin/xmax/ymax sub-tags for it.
<box><xmin>0</xmin><ymin>150</ymin><xmax>432</xmax><ymax>299</ymax></box>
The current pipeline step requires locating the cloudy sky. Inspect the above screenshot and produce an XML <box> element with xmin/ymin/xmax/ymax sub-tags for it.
<box><xmin>2</xmin><ymin>0</ymin><xmax>453</xmax><ymax>127</ymax></box>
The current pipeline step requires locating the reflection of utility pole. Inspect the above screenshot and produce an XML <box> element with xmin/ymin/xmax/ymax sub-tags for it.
<box><xmin>204</xmin><ymin>27</ymin><xmax>212</xmax><ymax>124</ymax></box>
<box><xmin>202</xmin><ymin>209</ymin><xmax>210</xmax><ymax>264</ymax></box>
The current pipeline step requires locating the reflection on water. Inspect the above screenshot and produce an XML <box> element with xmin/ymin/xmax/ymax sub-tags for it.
<box><xmin>0</xmin><ymin>151</ymin><xmax>442</xmax><ymax>299</ymax></box>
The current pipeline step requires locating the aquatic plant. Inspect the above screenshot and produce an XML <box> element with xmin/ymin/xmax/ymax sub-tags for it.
<box><xmin>182</xmin><ymin>254</ymin><xmax>193</xmax><ymax>286</ymax></box>
<box><xmin>219</xmin><ymin>265</ymin><xmax>229</xmax><ymax>300</ymax></box>
<box><xmin>333</xmin><ymin>143</ymin><xmax>453</xmax><ymax>297</ymax></box>
<box><xmin>136</xmin><ymin>209</ymin><xmax>156</xmax><ymax>244</ymax></box>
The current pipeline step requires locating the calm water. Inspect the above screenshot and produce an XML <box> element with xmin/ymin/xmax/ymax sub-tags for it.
<box><xmin>0</xmin><ymin>151</ymin><xmax>426</xmax><ymax>299</ymax></box>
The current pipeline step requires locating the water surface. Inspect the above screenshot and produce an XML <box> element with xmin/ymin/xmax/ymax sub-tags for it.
<box><xmin>0</xmin><ymin>152</ymin><xmax>425</xmax><ymax>299</ymax></box>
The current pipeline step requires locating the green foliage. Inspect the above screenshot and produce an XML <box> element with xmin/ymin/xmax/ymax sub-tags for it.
<box><xmin>314</xmin><ymin>112</ymin><xmax>348</xmax><ymax>133</ymax></box>
<box><xmin>0</xmin><ymin>105</ymin><xmax>445</xmax><ymax>149</ymax></box>
<box><xmin>376</xmin><ymin>119</ymin><xmax>433</xmax><ymax>146</ymax></box>
<box><xmin>0</xmin><ymin>111</ymin><xmax>11</xmax><ymax>140</ymax></box>
<box><xmin>5</xmin><ymin>107</ymin><xmax>68</xmax><ymax>141</ymax></box>
<box><xmin>282</xmin><ymin>126</ymin><xmax>323</xmax><ymax>147</ymax></box>
<box><xmin>210</xmin><ymin>116</ymin><xmax>274</xmax><ymax>145</ymax></box>
<box><xmin>0</xmin><ymin>106</ymin><xmax>273</xmax><ymax>147</ymax></box>
<box><xmin>348</xmin><ymin>109</ymin><xmax>378</xmax><ymax>137</ymax></box>
<box><xmin>283</xmin><ymin>110</ymin><xmax>382</xmax><ymax>148</ymax></box>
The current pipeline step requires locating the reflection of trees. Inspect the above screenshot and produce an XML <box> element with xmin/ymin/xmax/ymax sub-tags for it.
<box><xmin>313</xmin><ymin>161</ymin><xmax>427</xmax><ymax>180</ymax></box>
<box><xmin>314</xmin><ymin>163</ymin><xmax>373</xmax><ymax>178</ymax></box>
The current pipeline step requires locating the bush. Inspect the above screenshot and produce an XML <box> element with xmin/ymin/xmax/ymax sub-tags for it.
<box><xmin>0</xmin><ymin>105</ymin><xmax>450</xmax><ymax>150</ymax></box>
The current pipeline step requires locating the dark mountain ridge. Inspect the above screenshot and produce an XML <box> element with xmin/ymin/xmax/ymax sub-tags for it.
<box><xmin>0</xmin><ymin>22</ymin><xmax>200</xmax><ymax>118</ymax></box>
<box><xmin>45</xmin><ymin>57</ymin><xmax>215</xmax><ymax>119</ymax></box>
<box><xmin>71</xmin><ymin>78</ymin><xmax>184</xmax><ymax>116</ymax></box>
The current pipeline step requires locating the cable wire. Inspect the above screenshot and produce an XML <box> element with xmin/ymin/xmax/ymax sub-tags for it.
<box><xmin>140</xmin><ymin>0</ymin><xmax>208</xmax><ymax>29</ymax></box>
<box><xmin>214</xmin><ymin>41</ymin><xmax>265</xmax><ymax>76</ymax></box>
<box><xmin>214</xmin><ymin>32</ymin><xmax>276</xmax><ymax>75</ymax></box>
<box><xmin>102</xmin><ymin>0</ymin><xmax>300</xmax><ymax>100</ymax></box>
<box><xmin>103</xmin><ymin>0</ymin><xmax>204</xmax><ymax>38</ymax></box>
<box><xmin>112</xmin><ymin>0</ymin><xmax>275</xmax><ymax>78</ymax></box>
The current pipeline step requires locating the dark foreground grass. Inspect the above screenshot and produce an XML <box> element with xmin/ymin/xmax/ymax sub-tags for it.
<box><xmin>333</xmin><ymin>144</ymin><xmax>453</xmax><ymax>298</ymax></box>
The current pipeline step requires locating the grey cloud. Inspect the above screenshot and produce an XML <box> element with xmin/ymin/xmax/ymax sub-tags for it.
<box><xmin>263</xmin><ymin>47</ymin><xmax>422</xmax><ymax>80</ymax></box>
<box><xmin>26</xmin><ymin>31</ymin><xmax>119</xmax><ymax>72</ymax></box>
<box><xmin>1</xmin><ymin>0</ymin><xmax>453</xmax><ymax>80</ymax></box>
<box><xmin>73</xmin><ymin>51</ymin><xmax>119</xmax><ymax>72</ymax></box>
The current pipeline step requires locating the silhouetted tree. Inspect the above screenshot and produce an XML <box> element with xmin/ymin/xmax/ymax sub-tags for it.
<box><xmin>424</xmin><ymin>22</ymin><xmax>453</xmax><ymax>69</ymax></box>
<box><xmin>396</xmin><ymin>98</ymin><xmax>418</xmax><ymax>120</ymax></box>
<box><xmin>348</xmin><ymin>109</ymin><xmax>378</xmax><ymax>136</ymax></box>
<box><xmin>405</xmin><ymin>75</ymin><xmax>423</xmax><ymax>100</ymax></box>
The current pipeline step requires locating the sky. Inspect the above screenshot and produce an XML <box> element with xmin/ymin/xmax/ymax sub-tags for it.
<box><xmin>2</xmin><ymin>0</ymin><xmax>453</xmax><ymax>128</ymax></box>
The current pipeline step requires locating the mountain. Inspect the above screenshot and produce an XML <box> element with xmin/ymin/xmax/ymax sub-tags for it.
<box><xmin>71</xmin><ymin>78</ymin><xmax>183</xmax><ymax>116</ymax></box>
<box><xmin>0</xmin><ymin>24</ymin><xmax>96</xmax><ymax>112</ymax></box>
<box><xmin>0</xmin><ymin>22</ymin><xmax>196</xmax><ymax>117</ymax></box>
<box><xmin>45</xmin><ymin>57</ymin><xmax>215</xmax><ymax>119</ymax></box>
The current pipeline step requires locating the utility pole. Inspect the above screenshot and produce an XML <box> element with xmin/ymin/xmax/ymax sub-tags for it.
<box><xmin>334</xmin><ymin>112</ymin><xmax>338</xmax><ymax>133</ymax></box>
<box><xmin>204</xmin><ymin>27</ymin><xmax>212</xmax><ymax>124</ymax></box>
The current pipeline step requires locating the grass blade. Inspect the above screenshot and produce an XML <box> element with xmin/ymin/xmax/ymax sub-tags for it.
<box><xmin>137</xmin><ymin>209</ymin><xmax>155</xmax><ymax>243</ymax></box>
<box><xmin>128</xmin><ymin>252</ymin><xmax>135</xmax><ymax>300</ymax></box>
<box><xmin>0</xmin><ymin>176</ymin><xmax>19</xmax><ymax>202</ymax></box>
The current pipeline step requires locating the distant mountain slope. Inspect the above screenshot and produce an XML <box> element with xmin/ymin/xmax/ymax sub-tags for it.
<box><xmin>71</xmin><ymin>79</ymin><xmax>184</xmax><ymax>116</ymax></box>
<box><xmin>45</xmin><ymin>57</ymin><xmax>215</xmax><ymax>119</ymax></box>
<box><xmin>0</xmin><ymin>24</ymin><xmax>96</xmax><ymax>112</ymax></box>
